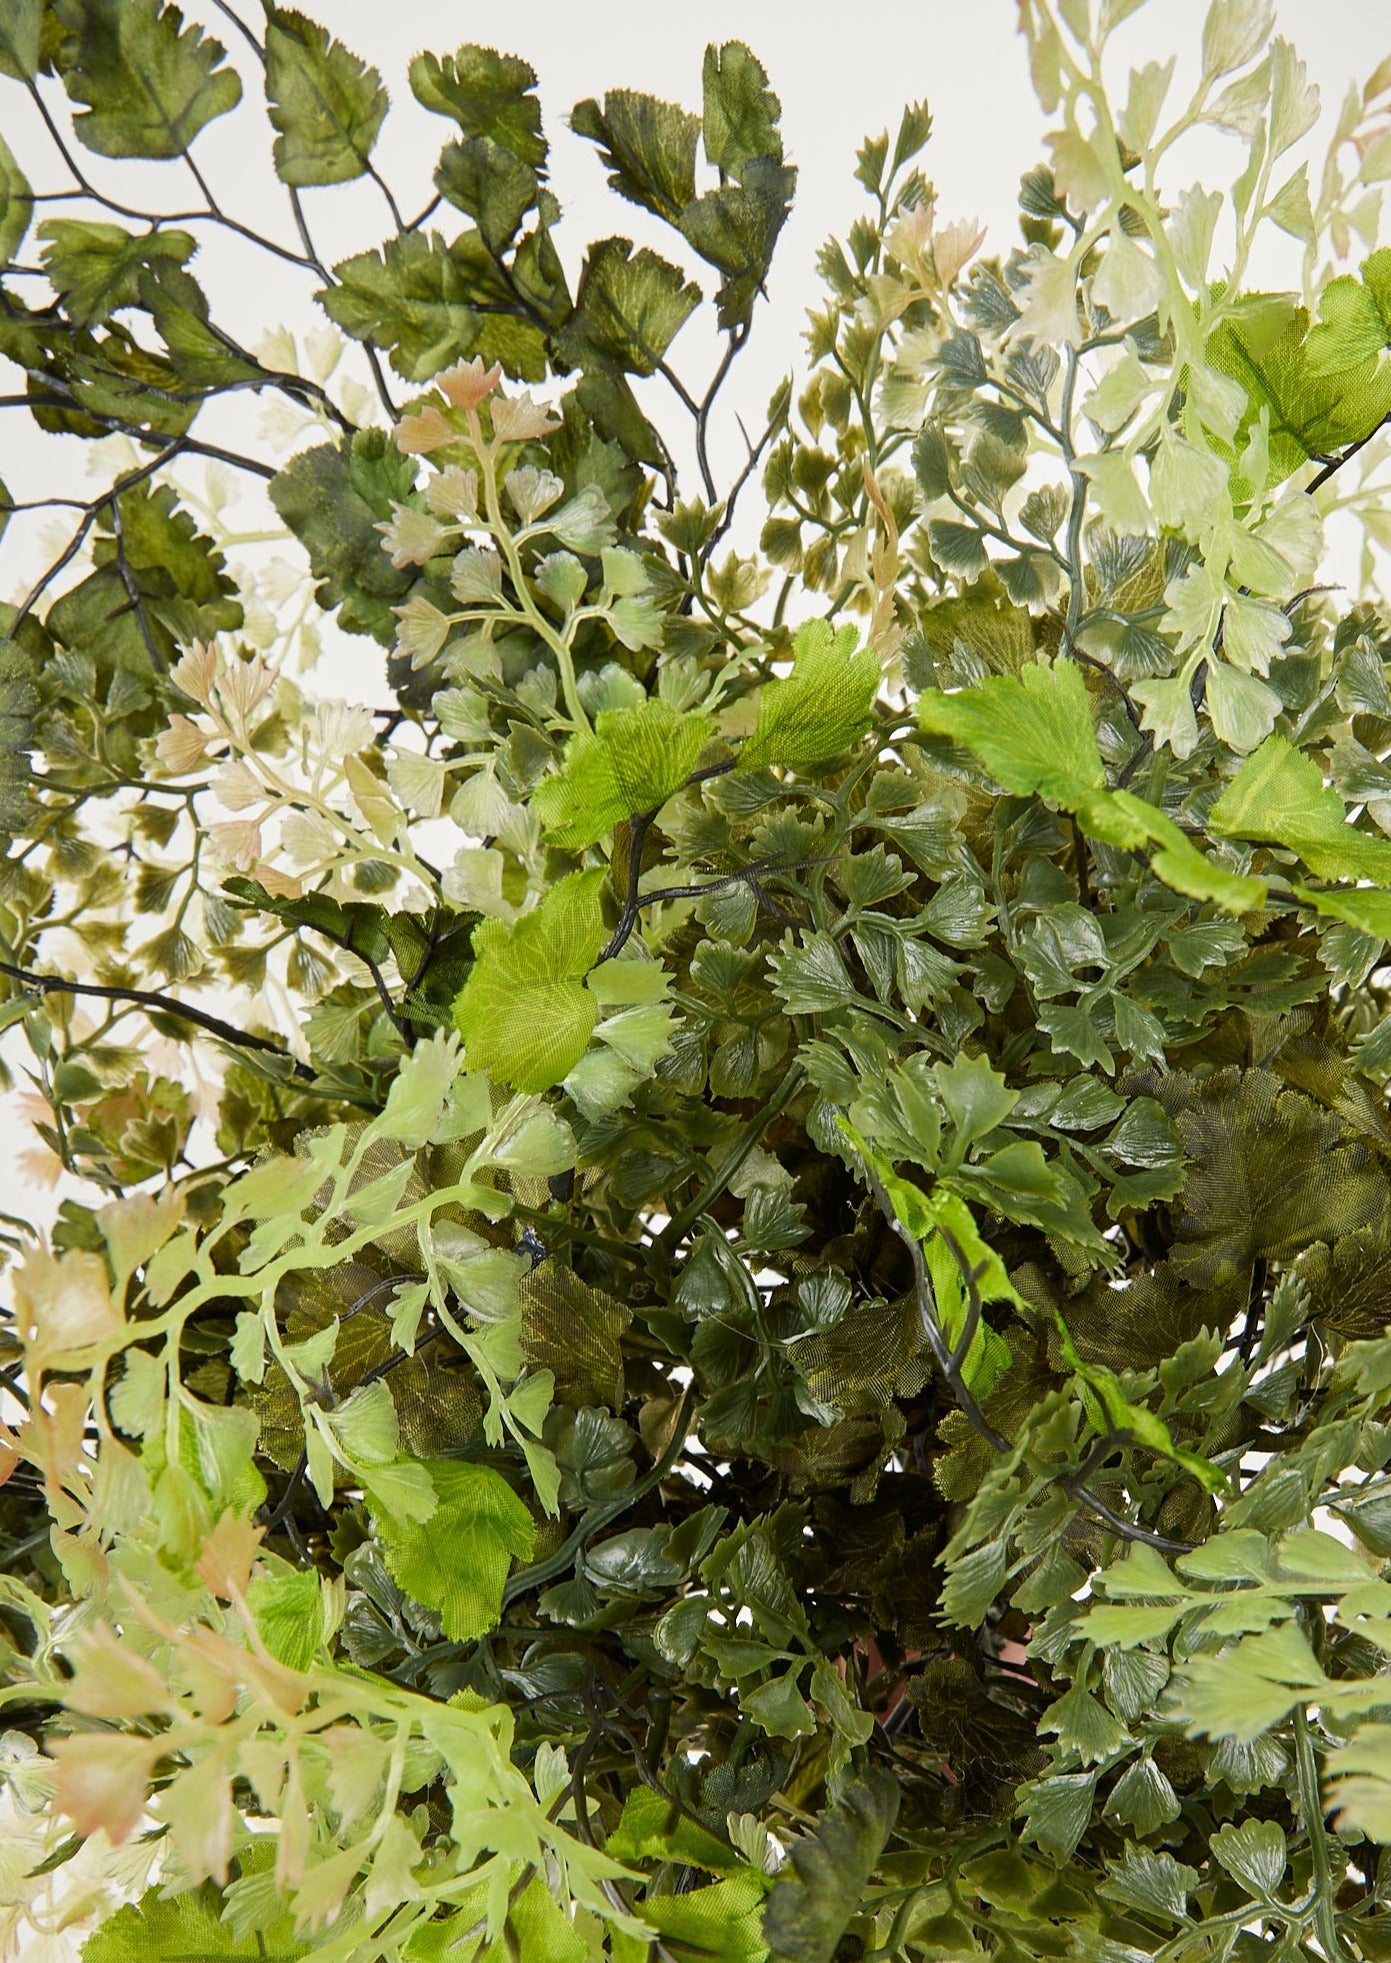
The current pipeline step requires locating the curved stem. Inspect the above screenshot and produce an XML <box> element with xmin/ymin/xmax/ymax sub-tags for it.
<box><xmin>1294</xmin><ymin>1704</ymin><xmax>1351</xmax><ymax>1963</ymax></box>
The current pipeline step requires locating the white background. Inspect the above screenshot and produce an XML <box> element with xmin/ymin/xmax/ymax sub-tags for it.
<box><xmin>1</xmin><ymin>0</ymin><xmax>1389</xmax><ymax>1225</ymax></box>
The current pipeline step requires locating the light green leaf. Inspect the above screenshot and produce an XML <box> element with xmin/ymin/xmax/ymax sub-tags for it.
<box><xmin>533</xmin><ymin>699</ymin><xmax>715</xmax><ymax>847</ymax></box>
<box><xmin>370</xmin><ymin>1458</ymin><xmax>535</xmax><ymax>1644</ymax></box>
<box><xmin>742</xmin><ymin>619</ymin><xmax>879</xmax><ymax>771</ymax></box>
<box><xmin>264</xmin><ymin>7</ymin><xmax>388</xmax><ymax>187</ymax></box>
<box><xmin>1328</xmin><ymin>1724</ymin><xmax>1391</xmax><ymax>1840</ymax></box>
<box><xmin>1305</xmin><ymin>249</ymin><xmax>1391</xmax><ymax>375</ymax></box>
<box><xmin>1210</xmin><ymin>733</ymin><xmax>1391</xmax><ymax>883</ymax></box>
<box><xmin>246</xmin><ymin>1570</ymin><xmax>323</xmax><ymax>1673</ymax></box>
<box><xmin>763</xmin><ymin>1768</ymin><xmax>900</xmax><ymax>1963</ymax></box>
<box><xmin>53</xmin><ymin>0</ymin><xmax>242</xmax><ymax>160</ymax></box>
<box><xmin>452</xmin><ymin>869</ymin><xmax>609</xmax><ymax>1092</ymax></box>
<box><xmin>918</xmin><ymin>658</ymin><xmax>1104</xmax><ymax>805</ymax></box>
<box><xmin>1056</xmin><ymin>1317</ymin><xmax>1227</xmax><ymax>1492</ymax></box>
<box><xmin>1206</xmin><ymin>291</ymin><xmax>1391</xmax><ymax>485</ymax></box>
<box><xmin>80</xmin><ymin>1869</ymin><xmax>308</xmax><ymax>1960</ymax></box>
<box><xmin>607</xmin><ymin>1785</ymin><xmax>747</xmax><ymax>1876</ymax></box>
<box><xmin>643</xmin><ymin>1875</ymin><xmax>769</xmax><ymax>1963</ymax></box>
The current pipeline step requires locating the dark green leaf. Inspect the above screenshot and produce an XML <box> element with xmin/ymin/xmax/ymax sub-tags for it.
<box><xmin>764</xmin><ymin>1767</ymin><xmax>899</xmax><ymax>1963</ymax></box>
<box><xmin>680</xmin><ymin>158</ymin><xmax>796</xmax><ymax>330</ymax></box>
<box><xmin>435</xmin><ymin>136</ymin><xmax>538</xmax><ymax>254</ymax></box>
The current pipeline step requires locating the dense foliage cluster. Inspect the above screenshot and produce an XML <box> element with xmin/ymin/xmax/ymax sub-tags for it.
<box><xmin>6</xmin><ymin>0</ymin><xmax>1391</xmax><ymax>1956</ymax></box>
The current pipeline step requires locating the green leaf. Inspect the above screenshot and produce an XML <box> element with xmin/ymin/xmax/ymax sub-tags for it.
<box><xmin>763</xmin><ymin>1768</ymin><xmax>899</xmax><ymax>1963</ymax></box>
<box><xmin>1056</xmin><ymin>1317</ymin><xmax>1227</xmax><ymax>1493</ymax></box>
<box><xmin>643</xmin><ymin>1875</ymin><xmax>769</xmax><ymax>1963</ymax></box>
<box><xmin>1305</xmin><ymin>250</ymin><xmax>1391</xmax><ymax>375</ymax></box>
<box><xmin>369</xmin><ymin>1458</ymin><xmax>534</xmax><ymax>1644</ymax></box>
<box><xmin>52</xmin><ymin>0</ymin><xmax>242</xmax><ymax>160</ymax></box>
<box><xmin>452</xmin><ymin>869</ymin><xmax>609</xmax><ymax>1093</ymax></box>
<box><xmin>1165</xmin><ymin>1068</ymin><xmax>1389</xmax><ymax>1290</ymax></box>
<box><xmin>557</xmin><ymin>237</ymin><xmax>701</xmax><ymax>379</ymax></box>
<box><xmin>702</xmin><ymin>42</ymin><xmax>784</xmax><ymax>176</ymax></box>
<box><xmin>1211</xmin><ymin>733</ymin><xmax>1391</xmax><ymax>884</ymax></box>
<box><xmin>269</xmin><ymin>431</ymin><xmax>416</xmax><ymax>644</ymax></box>
<box><xmin>408</xmin><ymin>45</ymin><xmax>546</xmax><ymax>168</ymax></box>
<box><xmin>80</xmin><ymin>1876</ymin><xmax>308</xmax><ymax>1960</ymax></box>
<box><xmin>741</xmin><ymin>618</ymin><xmax>879</xmax><ymax>771</ymax></box>
<box><xmin>919</xmin><ymin>663</ymin><xmax>1264</xmax><ymax>914</ymax></box>
<box><xmin>1210</xmin><ymin>1819</ymin><xmax>1288</xmax><ymax>1901</ymax></box>
<box><xmin>435</xmin><ymin>137</ymin><xmax>538</xmax><ymax>256</ymax></box>
<box><xmin>263</xmin><ymin>7</ymin><xmax>388</xmax><ymax>187</ymax></box>
<box><xmin>919</xmin><ymin>658</ymin><xmax>1104</xmax><ymax>804</ymax></box>
<box><xmin>1327</xmin><ymin>1724</ymin><xmax>1391</xmax><ymax>1840</ymax></box>
<box><xmin>571</xmin><ymin>90</ymin><xmax>700</xmax><ymax>226</ymax></box>
<box><xmin>0</xmin><ymin>130</ymin><xmax>33</xmax><ymax>266</ymax></box>
<box><xmin>1172</xmin><ymin>1622</ymin><xmax>1325</xmax><ymax>1742</ymax></box>
<box><xmin>532</xmin><ymin>699</ymin><xmax>715</xmax><ymax>848</ymax></box>
<box><xmin>38</xmin><ymin>220</ymin><xmax>196</xmax><ymax>329</ymax></box>
<box><xmin>320</xmin><ymin>228</ymin><xmax>547</xmax><ymax>384</ymax></box>
<box><xmin>1206</xmin><ymin>291</ymin><xmax>1391</xmax><ymax>484</ymax></box>
<box><xmin>0</xmin><ymin>635</ymin><xmax>39</xmax><ymax>834</ymax></box>
<box><xmin>246</xmin><ymin>1570</ymin><xmax>323</xmax><ymax>1673</ymax></box>
<box><xmin>680</xmin><ymin>159</ymin><xmax>796</xmax><ymax>331</ymax></box>
<box><xmin>0</xmin><ymin>0</ymin><xmax>42</xmax><ymax>81</ymax></box>
<box><xmin>607</xmin><ymin>1785</ymin><xmax>746</xmax><ymax>1876</ymax></box>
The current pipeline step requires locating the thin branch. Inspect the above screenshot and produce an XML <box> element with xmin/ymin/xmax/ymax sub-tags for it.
<box><xmin>0</xmin><ymin>957</ymin><xmax>322</xmax><ymax>1087</ymax></box>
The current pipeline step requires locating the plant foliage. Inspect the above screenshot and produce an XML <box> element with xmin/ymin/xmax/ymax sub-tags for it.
<box><xmin>4</xmin><ymin>2</ymin><xmax>1391</xmax><ymax>1958</ymax></box>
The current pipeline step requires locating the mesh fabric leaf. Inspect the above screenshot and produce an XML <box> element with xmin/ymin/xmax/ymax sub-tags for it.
<box><xmin>52</xmin><ymin>0</ymin><xmax>242</xmax><ymax>160</ymax></box>
<box><xmin>519</xmin><ymin>1261</ymin><xmax>631</xmax><ymax>1409</ymax></box>
<box><xmin>918</xmin><ymin>657</ymin><xmax>1105</xmax><ymax>804</ymax></box>
<box><xmin>532</xmin><ymin>698</ymin><xmax>716</xmax><ymax>847</ymax></box>
<box><xmin>1305</xmin><ymin>249</ymin><xmax>1391</xmax><ymax>374</ymax></box>
<box><xmin>741</xmin><ymin>618</ymin><xmax>879</xmax><ymax>770</ymax></box>
<box><xmin>1158</xmin><ymin>1068</ymin><xmax>1390</xmax><ymax>1287</ymax></box>
<box><xmin>264</xmin><ymin>6</ymin><xmax>388</xmax><ymax>187</ymax></box>
<box><xmin>369</xmin><ymin>1458</ymin><xmax>535</xmax><ymax>1644</ymax></box>
<box><xmin>452</xmin><ymin>869</ymin><xmax>609</xmax><ymax>1093</ymax></box>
